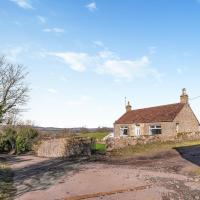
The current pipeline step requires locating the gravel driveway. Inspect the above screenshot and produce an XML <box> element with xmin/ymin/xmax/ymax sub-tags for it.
<box><xmin>2</xmin><ymin>145</ymin><xmax>200</xmax><ymax>200</ymax></box>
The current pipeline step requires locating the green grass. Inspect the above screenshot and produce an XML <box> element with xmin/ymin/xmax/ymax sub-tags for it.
<box><xmin>0</xmin><ymin>160</ymin><xmax>15</xmax><ymax>200</ymax></box>
<box><xmin>91</xmin><ymin>143</ymin><xmax>106</xmax><ymax>153</ymax></box>
<box><xmin>111</xmin><ymin>139</ymin><xmax>200</xmax><ymax>157</ymax></box>
<box><xmin>78</xmin><ymin>132</ymin><xmax>108</xmax><ymax>154</ymax></box>
<box><xmin>78</xmin><ymin>132</ymin><xmax>109</xmax><ymax>140</ymax></box>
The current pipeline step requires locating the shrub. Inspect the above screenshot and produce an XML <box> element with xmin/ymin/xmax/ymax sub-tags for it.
<box><xmin>16</xmin><ymin>126</ymin><xmax>38</xmax><ymax>154</ymax></box>
<box><xmin>0</xmin><ymin>127</ymin><xmax>16</xmax><ymax>152</ymax></box>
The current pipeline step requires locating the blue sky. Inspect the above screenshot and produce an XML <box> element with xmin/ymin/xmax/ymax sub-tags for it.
<box><xmin>0</xmin><ymin>0</ymin><xmax>200</xmax><ymax>127</ymax></box>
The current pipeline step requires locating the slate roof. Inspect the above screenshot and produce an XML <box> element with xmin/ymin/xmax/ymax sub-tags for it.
<box><xmin>115</xmin><ymin>103</ymin><xmax>185</xmax><ymax>124</ymax></box>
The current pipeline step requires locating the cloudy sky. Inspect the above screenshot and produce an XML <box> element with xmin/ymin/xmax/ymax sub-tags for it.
<box><xmin>0</xmin><ymin>0</ymin><xmax>200</xmax><ymax>127</ymax></box>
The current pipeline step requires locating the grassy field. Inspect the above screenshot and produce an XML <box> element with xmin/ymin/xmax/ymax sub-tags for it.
<box><xmin>78</xmin><ymin>132</ymin><xmax>109</xmax><ymax>140</ymax></box>
<box><xmin>110</xmin><ymin>139</ymin><xmax>200</xmax><ymax>157</ymax></box>
<box><xmin>0</xmin><ymin>159</ymin><xmax>15</xmax><ymax>200</ymax></box>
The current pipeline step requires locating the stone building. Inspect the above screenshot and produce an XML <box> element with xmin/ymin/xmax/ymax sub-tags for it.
<box><xmin>114</xmin><ymin>89</ymin><xmax>199</xmax><ymax>139</ymax></box>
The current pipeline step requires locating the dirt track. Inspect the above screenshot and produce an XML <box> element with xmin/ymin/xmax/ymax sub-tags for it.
<box><xmin>2</xmin><ymin>145</ymin><xmax>200</xmax><ymax>200</ymax></box>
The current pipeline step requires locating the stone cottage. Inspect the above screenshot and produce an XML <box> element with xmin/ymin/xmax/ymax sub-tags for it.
<box><xmin>114</xmin><ymin>89</ymin><xmax>199</xmax><ymax>139</ymax></box>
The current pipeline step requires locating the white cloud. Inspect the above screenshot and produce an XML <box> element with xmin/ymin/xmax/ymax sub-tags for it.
<box><xmin>49</xmin><ymin>52</ymin><xmax>92</xmax><ymax>72</ymax></box>
<box><xmin>43</xmin><ymin>28</ymin><xmax>65</xmax><ymax>33</ymax></box>
<box><xmin>97</xmin><ymin>50</ymin><xmax>117</xmax><ymax>59</ymax></box>
<box><xmin>86</xmin><ymin>2</ymin><xmax>97</xmax><ymax>12</ymax></box>
<box><xmin>48</xmin><ymin>88</ymin><xmax>57</xmax><ymax>94</ymax></box>
<box><xmin>37</xmin><ymin>16</ymin><xmax>46</xmax><ymax>23</ymax></box>
<box><xmin>10</xmin><ymin>0</ymin><xmax>33</xmax><ymax>9</ymax></box>
<box><xmin>97</xmin><ymin>56</ymin><xmax>152</xmax><ymax>79</ymax></box>
<box><xmin>50</xmin><ymin>49</ymin><xmax>161</xmax><ymax>81</ymax></box>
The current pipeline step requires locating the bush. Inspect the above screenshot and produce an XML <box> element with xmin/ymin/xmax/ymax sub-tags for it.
<box><xmin>0</xmin><ymin>127</ymin><xmax>16</xmax><ymax>152</ymax></box>
<box><xmin>0</xmin><ymin>126</ymin><xmax>38</xmax><ymax>154</ymax></box>
<box><xmin>16</xmin><ymin>127</ymin><xmax>38</xmax><ymax>154</ymax></box>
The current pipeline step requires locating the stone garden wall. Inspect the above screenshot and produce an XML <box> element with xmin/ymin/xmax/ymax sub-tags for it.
<box><xmin>106</xmin><ymin>132</ymin><xmax>200</xmax><ymax>150</ymax></box>
<box><xmin>176</xmin><ymin>131</ymin><xmax>200</xmax><ymax>141</ymax></box>
<box><xmin>34</xmin><ymin>136</ymin><xmax>92</xmax><ymax>158</ymax></box>
<box><xmin>33</xmin><ymin>132</ymin><xmax>200</xmax><ymax>156</ymax></box>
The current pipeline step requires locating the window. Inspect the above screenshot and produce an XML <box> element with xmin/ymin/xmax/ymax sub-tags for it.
<box><xmin>120</xmin><ymin>126</ymin><xmax>129</xmax><ymax>136</ymax></box>
<box><xmin>149</xmin><ymin>125</ymin><xmax>162</xmax><ymax>135</ymax></box>
<box><xmin>135</xmin><ymin>124</ymin><xmax>141</xmax><ymax>136</ymax></box>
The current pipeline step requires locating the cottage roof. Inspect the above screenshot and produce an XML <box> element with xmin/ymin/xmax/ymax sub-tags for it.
<box><xmin>115</xmin><ymin>103</ymin><xmax>185</xmax><ymax>124</ymax></box>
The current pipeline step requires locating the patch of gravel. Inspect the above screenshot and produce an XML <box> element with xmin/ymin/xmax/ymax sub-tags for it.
<box><xmin>147</xmin><ymin>176</ymin><xmax>200</xmax><ymax>200</ymax></box>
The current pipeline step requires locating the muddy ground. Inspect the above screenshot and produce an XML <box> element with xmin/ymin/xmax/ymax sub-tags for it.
<box><xmin>1</xmin><ymin>144</ymin><xmax>200</xmax><ymax>200</ymax></box>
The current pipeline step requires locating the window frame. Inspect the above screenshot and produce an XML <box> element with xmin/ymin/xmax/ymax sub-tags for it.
<box><xmin>135</xmin><ymin>124</ymin><xmax>141</xmax><ymax>137</ymax></box>
<box><xmin>120</xmin><ymin>126</ymin><xmax>129</xmax><ymax>137</ymax></box>
<box><xmin>149</xmin><ymin>125</ymin><xmax>162</xmax><ymax>135</ymax></box>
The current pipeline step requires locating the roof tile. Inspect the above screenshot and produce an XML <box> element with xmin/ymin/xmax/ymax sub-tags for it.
<box><xmin>115</xmin><ymin>103</ymin><xmax>185</xmax><ymax>124</ymax></box>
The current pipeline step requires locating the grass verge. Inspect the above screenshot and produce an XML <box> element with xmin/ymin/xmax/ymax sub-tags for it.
<box><xmin>110</xmin><ymin>139</ymin><xmax>200</xmax><ymax>157</ymax></box>
<box><xmin>0</xmin><ymin>158</ymin><xmax>15</xmax><ymax>200</ymax></box>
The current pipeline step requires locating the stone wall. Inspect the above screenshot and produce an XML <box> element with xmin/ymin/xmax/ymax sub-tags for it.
<box><xmin>106</xmin><ymin>135</ymin><xmax>161</xmax><ymax>151</ymax></box>
<box><xmin>176</xmin><ymin>131</ymin><xmax>200</xmax><ymax>141</ymax></box>
<box><xmin>34</xmin><ymin>136</ymin><xmax>91</xmax><ymax>158</ymax></box>
<box><xmin>106</xmin><ymin>132</ymin><xmax>200</xmax><ymax>150</ymax></box>
<box><xmin>114</xmin><ymin>122</ymin><xmax>177</xmax><ymax>139</ymax></box>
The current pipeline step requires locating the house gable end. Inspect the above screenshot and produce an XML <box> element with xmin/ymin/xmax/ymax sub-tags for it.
<box><xmin>174</xmin><ymin>104</ymin><xmax>199</xmax><ymax>132</ymax></box>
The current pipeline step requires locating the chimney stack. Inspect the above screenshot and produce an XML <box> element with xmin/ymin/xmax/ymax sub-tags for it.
<box><xmin>126</xmin><ymin>101</ymin><xmax>132</xmax><ymax>112</ymax></box>
<box><xmin>180</xmin><ymin>88</ymin><xmax>189</xmax><ymax>104</ymax></box>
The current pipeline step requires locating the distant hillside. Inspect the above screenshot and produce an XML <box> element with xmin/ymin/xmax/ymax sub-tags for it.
<box><xmin>33</xmin><ymin>126</ymin><xmax>113</xmax><ymax>135</ymax></box>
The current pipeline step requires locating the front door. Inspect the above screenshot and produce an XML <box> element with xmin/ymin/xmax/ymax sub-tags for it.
<box><xmin>135</xmin><ymin>125</ymin><xmax>141</xmax><ymax>137</ymax></box>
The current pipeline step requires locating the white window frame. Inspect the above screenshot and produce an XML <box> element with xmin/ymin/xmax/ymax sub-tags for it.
<box><xmin>120</xmin><ymin>126</ymin><xmax>129</xmax><ymax>137</ymax></box>
<box><xmin>149</xmin><ymin>125</ymin><xmax>162</xmax><ymax>135</ymax></box>
<box><xmin>135</xmin><ymin>124</ymin><xmax>141</xmax><ymax>137</ymax></box>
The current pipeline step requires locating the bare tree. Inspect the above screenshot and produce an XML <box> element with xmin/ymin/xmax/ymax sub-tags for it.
<box><xmin>0</xmin><ymin>56</ymin><xmax>29</xmax><ymax>124</ymax></box>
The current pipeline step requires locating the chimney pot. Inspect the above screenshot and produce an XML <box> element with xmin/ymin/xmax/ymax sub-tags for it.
<box><xmin>126</xmin><ymin>101</ymin><xmax>132</xmax><ymax>112</ymax></box>
<box><xmin>180</xmin><ymin>88</ymin><xmax>189</xmax><ymax>104</ymax></box>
